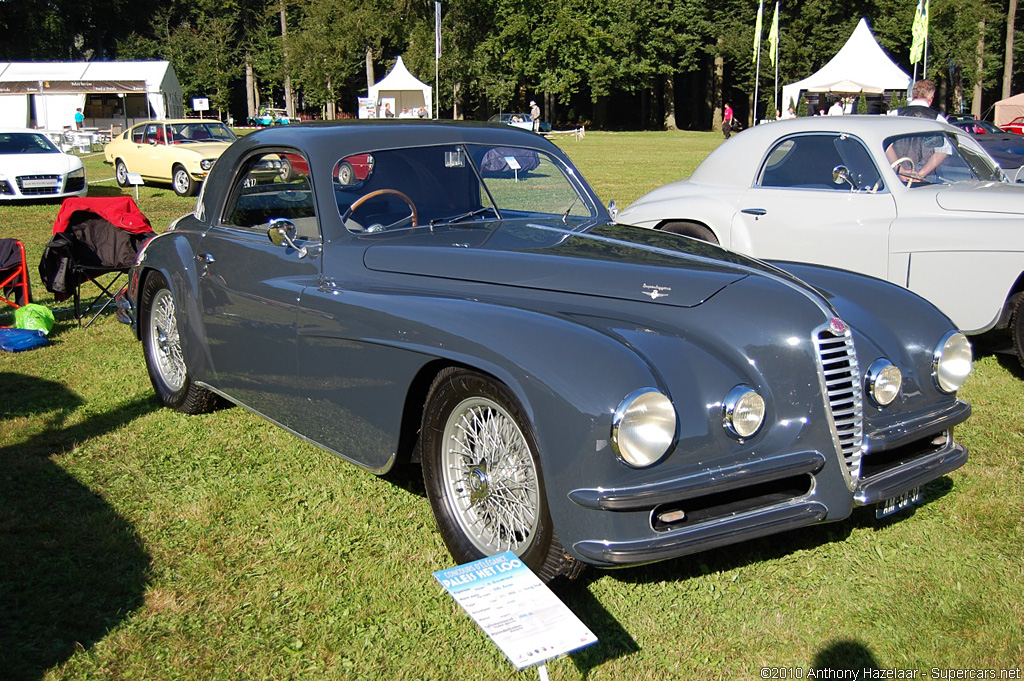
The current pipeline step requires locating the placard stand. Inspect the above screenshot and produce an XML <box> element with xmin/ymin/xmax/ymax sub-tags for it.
<box><xmin>126</xmin><ymin>173</ymin><xmax>144</xmax><ymax>201</ymax></box>
<box><xmin>434</xmin><ymin>552</ymin><xmax>597</xmax><ymax>674</ymax></box>
<box><xmin>504</xmin><ymin>156</ymin><xmax>522</xmax><ymax>182</ymax></box>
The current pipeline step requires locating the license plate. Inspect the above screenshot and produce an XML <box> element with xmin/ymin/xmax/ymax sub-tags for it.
<box><xmin>876</xmin><ymin>486</ymin><xmax>922</xmax><ymax>519</ymax></box>
<box><xmin>21</xmin><ymin>178</ymin><xmax>57</xmax><ymax>188</ymax></box>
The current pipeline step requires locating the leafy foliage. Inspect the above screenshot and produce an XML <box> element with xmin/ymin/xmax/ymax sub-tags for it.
<box><xmin>0</xmin><ymin>0</ymin><xmax>1021</xmax><ymax>128</ymax></box>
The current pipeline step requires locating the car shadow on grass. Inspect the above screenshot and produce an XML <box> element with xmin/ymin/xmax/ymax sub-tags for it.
<box><xmin>973</xmin><ymin>330</ymin><xmax>1024</xmax><ymax>379</ymax></box>
<box><xmin>0</xmin><ymin>372</ymin><xmax>156</xmax><ymax>679</ymax></box>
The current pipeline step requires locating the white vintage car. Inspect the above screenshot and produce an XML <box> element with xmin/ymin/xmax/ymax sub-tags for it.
<box><xmin>619</xmin><ymin>116</ymin><xmax>1024</xmax><ymax>364</ymax></box>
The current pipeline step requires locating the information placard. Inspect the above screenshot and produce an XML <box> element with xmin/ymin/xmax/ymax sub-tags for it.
<box><xmin>434</xmin><ymin>552</ymin><xmax>597</xmax><ymax>670</ymax></box>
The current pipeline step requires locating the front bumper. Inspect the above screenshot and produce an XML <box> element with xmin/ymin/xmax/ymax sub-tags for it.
<box><xmin>568</xmin><ymin>402</ymin><xmax>969</xmax><ymax>567</ymax></box>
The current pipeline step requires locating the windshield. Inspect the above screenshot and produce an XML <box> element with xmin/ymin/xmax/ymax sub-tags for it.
<box><xmin>168</xmin><ymin>122</ymin><xmax>238</xmax><ymax>144</ymax></box>
<box><xmin>0</xmin><ymin>132</ymin><xmax>59</xmax><ymax>154</ymax></box>
<box><xmin>883</xmin><ymin>131</ymin><xmax>1005</xmax><ymax>186</ymax></box>
<box><xmin>335</xmin><ymin>143</ymin><xmax>595</xmax><ymax>234</ymax></box>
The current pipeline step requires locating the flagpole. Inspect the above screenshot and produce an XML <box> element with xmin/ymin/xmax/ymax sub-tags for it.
<box><xmin>435</xmin><ymin>1</ymin><xmax>441</xmax><ymax>119</ymax></box>
<box><xmin>773</xmin><ymin>1</ymin><xmax>780</xmax><ymax>117</ymax></box>
<box><xmin>922</xmin><ymin>0</ymin><xmax>929</xmax><ymax>79</ymax></box>
<box><xmin>753</xmin><ymin>0</ymin><xmax>764</xmax><ymax>126</ymax></box>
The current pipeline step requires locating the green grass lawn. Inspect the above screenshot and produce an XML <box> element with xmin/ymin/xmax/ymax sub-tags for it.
<box><xmin>1</xmin><ymin>135</ymin><xmax>1022</xmax><ymax>680</ymax></box>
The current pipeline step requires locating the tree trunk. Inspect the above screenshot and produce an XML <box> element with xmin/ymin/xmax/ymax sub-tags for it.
<box><xmin>366</xmin><ymin>47</ymin><xmax>376</xmax><ymax>91</ymax></box>
<box><xmin>1004</xmin><ymin>0</ymin><xmax>1017</xmax><ymax>99</ymax></box>
<box><xmin>279</xmin><ymin>0</ymin><xmax>294</xmax><ymax>118</ymax></box>
<box><xmin>713</xmin><ymin>42</ymin><xmax>724</xmax><ymax>132</ymax></box>
<box><xmin>973</xmin><ymin>19</ymin><xmax>985</xmax><ymax>117</ymax></box>
<box><xmin>246</xmin><ymin>54</ymin><xmax>256</xmax><ymax>121</ymax></box>
<box><xmin>326</xmin><ymin>77</ymin><xmax>336</xmax><ymax>120</ymax></box>
<box><xmin>453</xmin><ymin>82</ymin><xmax>461</xmax><ymax>119</ymax></box>
<box><xmin>662</xmin><ymin>73</ymin><xmax>677</xmax><ymax>130</ymax></box>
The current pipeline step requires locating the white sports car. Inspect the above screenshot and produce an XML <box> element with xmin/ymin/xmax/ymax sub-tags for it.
<box><xmin>619</xmin><ymin>116</ymin><xmax>1024</xmax><ymax>364</ymax></box>
<box><xmin>0</xmin><ymin>128</ymin><xmax>87</xmax><ymax>200</ymax></box>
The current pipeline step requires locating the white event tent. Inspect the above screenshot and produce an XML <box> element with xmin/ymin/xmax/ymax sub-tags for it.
<box><xmin>0</xmin><ymin>61</ymin><xmax>183</xmax><ymax>131</ymax></box>
<box><xmin>365</xmin><ymin>56</ymin><xmax>432</xmax><ymax>118</ymax></box>
<box><xmin>781</xmin><ymin>18</ymin><xmax>910</xmax><ymax>113</ymax></box>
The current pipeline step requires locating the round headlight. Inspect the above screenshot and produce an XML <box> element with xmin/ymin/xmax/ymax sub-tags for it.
<box><xmin>723</xmin><ymin>385</ymin><xmax>766</xmax><ymax>439</ymax></box>
<box><xmin>866</xmin><ymin>359</ymin><xmax>902</xmax><ymax>406</ymax></box>
<box><xmin>611</xmin><ymin>388</ymin><xmax>677</xmax><ymax>468</ymax></box>
<box><xmin>933</xmin><ymin>331</ymin><xmax>973</xmax><ymax>393</ymax></box>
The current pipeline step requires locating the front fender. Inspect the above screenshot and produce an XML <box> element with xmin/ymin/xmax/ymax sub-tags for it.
<box><xmin>133</xmin><ymin>231</ymin><xmax>215</xmax><ymax>384</ymax></box>
<box><xmin>771</xmin><ymin>259</ymin><xmax>966</xmax><ymax>418</ymax></box>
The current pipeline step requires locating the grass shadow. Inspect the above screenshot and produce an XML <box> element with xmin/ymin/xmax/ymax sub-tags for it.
<box><xmin>811</xmin><ymin>639</ymin><xmax>880</xmax><ymax>671</ymax></box>
<box><xmin>556</xmin><ymin>574</ymin><xmax>640</xmax><ymax>676</ymax></box>
<box><xmin>973</xmin><ymin>330</ymin><xmax>1024</xmax><ymax>380</ymax></box>
<box><xmin>86</xmin><ymin>184</ymin><xmax>131</xmax><ymax>198</ymax></box>
<box><xmin>0</xmin><ymin>373</ymin><xmax>157</xmax><ymax>679</ymax></box>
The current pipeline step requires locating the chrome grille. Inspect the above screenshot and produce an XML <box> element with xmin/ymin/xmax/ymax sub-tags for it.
<box><xmin>814</xmin><ymin>323</ymin><xmax>864</xmax><ymax>482</ymax></box>
<box><xmin>16</xmin><ymin>174</ymin><xmax>61</xmax><ymax>196</ymax></box>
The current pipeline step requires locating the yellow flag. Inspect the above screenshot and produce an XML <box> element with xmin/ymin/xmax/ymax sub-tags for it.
<box><xmin>910</xmin><ymin>0</ymin><xmax>928</xmax><ymax>64</ymax></box>
<box><xmin>768</xmin><ymin>3</ymin><xmax>779</xmax><ymax>67</ymax></box>
<box><xmin>753</xmin><ymin>0</ymin><xmax>764</xmax><ymax>63</ymax></box>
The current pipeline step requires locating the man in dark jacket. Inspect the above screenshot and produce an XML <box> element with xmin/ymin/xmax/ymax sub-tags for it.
<box><xmin>895</xmin><ymin>79</ymin><xmax>947</xmax><ymax>122</ymax></box>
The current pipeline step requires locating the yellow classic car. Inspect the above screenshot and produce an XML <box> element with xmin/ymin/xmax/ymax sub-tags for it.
<box><xmin>104</xmin><ymin>120</ymin><xmax>238</xmax><ymax>196</ymax></box>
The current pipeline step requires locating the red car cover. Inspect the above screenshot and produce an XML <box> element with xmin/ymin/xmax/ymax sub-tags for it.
<box><xmin>51</xmin><ymin>196</ymin><xmax>154</xmax><ymax>235</ymax></box>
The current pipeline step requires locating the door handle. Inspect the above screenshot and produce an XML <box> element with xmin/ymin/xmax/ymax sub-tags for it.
<box><xmin>197</xmin><ymin>253</ymin><xmax>215</xmax><ymax>263</ymax></box>
<box><xmin>741</xmin><ymin>208</ymin><xmax>767</xmax><ymax>216</ymax></box>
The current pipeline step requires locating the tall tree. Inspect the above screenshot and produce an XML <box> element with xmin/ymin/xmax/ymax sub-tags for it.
<box><xmin>1004</xmin><ymin>0</ymin><xmax>1017</xmax><ymax>98</ymax></box>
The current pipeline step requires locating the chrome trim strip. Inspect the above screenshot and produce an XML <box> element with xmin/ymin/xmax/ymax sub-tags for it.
<box><xmin>568</xmin><ymin>450</ymin><xmax>826</xmax><ymax>511</ymax></box>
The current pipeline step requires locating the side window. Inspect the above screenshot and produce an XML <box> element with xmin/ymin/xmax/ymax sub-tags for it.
<box><xmin>221</xmin><ymin>150</ymin><xmax>319</xmax><ymax>239</ymax></box>
<box><xmin>760</xmin><ymin>134</ymin><xmax>849</xmax><ymax>190</ymax></box>
<box><xmin>131</xmin><ymin>126</ymin><xmax>145</xmax><ymax>144</ymax></box>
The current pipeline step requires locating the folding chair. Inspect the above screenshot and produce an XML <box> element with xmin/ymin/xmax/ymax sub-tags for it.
<box><xmin>39</xmin><ymin>197</ymin><xmax>154</xmax><ymax>327</ymax></box>
<box><xmin>1</xmin><ymin>238</ymin><xmax>31</xmax><ymax>308</ymax></box>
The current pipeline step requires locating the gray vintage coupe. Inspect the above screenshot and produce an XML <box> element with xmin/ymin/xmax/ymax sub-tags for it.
<box><xmin>117</xmin><ymin>121</ymin><xmax>972</xmax><ymax>581</ymax></box>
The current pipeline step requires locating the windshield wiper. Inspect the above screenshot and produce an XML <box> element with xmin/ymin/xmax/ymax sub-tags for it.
<box><xmin>430</xmin><ymin>207</ymin><xmax>494</xmax><ymax>227</ymax></box>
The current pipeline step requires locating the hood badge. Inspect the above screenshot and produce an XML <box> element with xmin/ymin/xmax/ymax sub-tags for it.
<box><xmin>643</xmin><ymin>284</ymin><xmax>671</xmax><ymax>300</ymax></box>
<box><xmin>829</xmin><ymin>318</ymin><xmax>849</xmax><ymax>335</ymax></box>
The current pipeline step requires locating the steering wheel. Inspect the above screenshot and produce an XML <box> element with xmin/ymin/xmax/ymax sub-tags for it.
<box><xmin>890</xmin><ymin>156</ymin><xmax>916</xmax><ymax>188</ymax></box>
<box><xmin>344</xmin><ymin>189</ymin><xmax>418</xmax><ymax>232</ymax></box>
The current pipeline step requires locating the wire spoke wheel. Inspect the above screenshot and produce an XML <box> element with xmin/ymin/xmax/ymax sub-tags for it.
<box><xmin>422</xmin><ymin>368</ymin><xmax>584</xmax><ymax>581</ymax></box>
<box><xmin>141</xmin><ymin>273</ymin><xmax>220</xmax><ymax>414</ymax></box>
<box><xmin>440</xmin><ymin>396</ymin><xmax>540</xmax><ymax>555</ymax></box>
<box><xmin>147</xmin><ymin>288</ymin><xmax>186</xmax><ymax>392</ymax></box>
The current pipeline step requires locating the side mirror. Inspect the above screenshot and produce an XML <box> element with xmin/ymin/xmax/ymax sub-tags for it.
<box><xmin>608</xmin><ymin>199</ymin><xmax>619</xmax><ymax>223</ymax></box>
<box><xmin>832</xmin><ymin>165</ymin><xmax>855</xmax><ymax>189</ymax></box>
<box><xmin>267</xmin><ymin>218</ymin><xmax>307</xmax><ymax>258</ymax></box>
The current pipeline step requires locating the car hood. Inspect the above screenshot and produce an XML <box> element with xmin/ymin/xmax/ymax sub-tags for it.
<box><xmin>934</xmin><ymin>182</ymin><xmax>1024</xmax><ymax>215</ymax></box>
<box><xmin>178</xmin><ymin>142</ymin><xmax>231</xmax><ymax>156</ymax></box>
<box><xmin>0</xmin><ymin>152</ymin><xmax>81</xmax><ymax>174</ymax></box>
<box><xmin>363</xmin><ymin>220</ymin><xmax>828</xmax><ymax>310</ymax></box>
